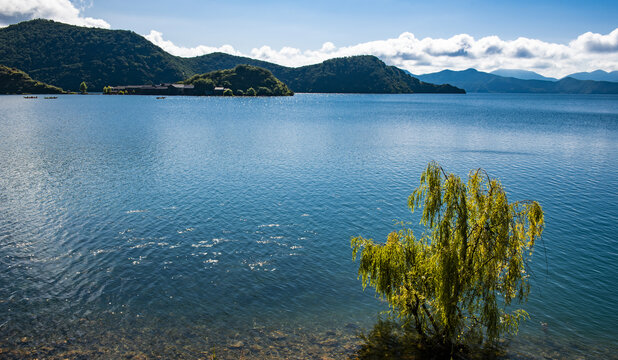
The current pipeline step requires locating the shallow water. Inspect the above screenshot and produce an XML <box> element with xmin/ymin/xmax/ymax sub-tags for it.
<box><xmin>0</xmin><ymin>93</ymin><xmax>617</xmax><ymax>359</ymax></box>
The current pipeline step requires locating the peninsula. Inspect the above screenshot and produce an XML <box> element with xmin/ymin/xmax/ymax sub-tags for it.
<box><xmin>0</xmin><ymin>65</ymin><xmax>64</xmax><ymax>94</ymax></box>
<box><xmin>107</xmin><ymin>65</ymin><xmax>294</xmax><ymax>96</ymax></box>
<box><xmin>183</xmin><ymin>65</ymin><xmax>293</xmax><ymax>96</ymax></box>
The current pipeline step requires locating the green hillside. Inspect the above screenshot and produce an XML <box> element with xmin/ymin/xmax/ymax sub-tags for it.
<box><xmin>0</xmin><ymin>65</ymin><xmax>64</xmax><ymax>94</ymax></box>
<box><xmin>0</xmin><ymin>19</ymin><xmax>464</xmax><ymax>94</ymax></box>
<box><xmin>186</xmin><ymin>52</ymin><xmax>290</xmax><ymax>77</ymax></box>
<box><xmin>0</xmin><ymin>19</ymin><xmax>191</xmax><ymax>92</ymax></box>
<box><xmin>186</xmin><ymin>53</ymin><xmax>464</xmax><ymax>93</ymax></box>
<box><xmin>277</xmin><ymin>55</ymin><xmax>463</xmax><ymax>93</ymax></box>
<box><xmin>184</xmin><ymin>65</ymin><xmax>293</xmax><ymax>96</ymax></box>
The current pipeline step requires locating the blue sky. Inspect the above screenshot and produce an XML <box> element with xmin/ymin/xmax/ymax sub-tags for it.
<box><xmin>85</xmin><ymin>0</ymin><xmax>618</xmax><ymax>51</ymax></box>
<box><xmin>1</xmin><ymin>0</ymin><xmax>617</xmax><ymax>76</ymax></box>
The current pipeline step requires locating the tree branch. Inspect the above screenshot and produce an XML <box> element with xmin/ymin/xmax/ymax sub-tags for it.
<box><xmin>417</xmin><ymin>294</ymin><xmax>440</xmax><ymax>335</ymax></box>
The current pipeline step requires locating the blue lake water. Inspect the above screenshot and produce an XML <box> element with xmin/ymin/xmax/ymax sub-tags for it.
<box><xmin>0</xmin><ymin>93</ymin><xmax>617</xmax><ymax>359</ymax></box>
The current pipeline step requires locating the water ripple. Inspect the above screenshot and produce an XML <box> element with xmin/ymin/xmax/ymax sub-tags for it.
<box><xmin>0</xmin><ymin>94</ymin><xmax>616</xmax><ymax>358</ymax></box>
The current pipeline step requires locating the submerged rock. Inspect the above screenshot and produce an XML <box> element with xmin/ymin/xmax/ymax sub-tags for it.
<box><xmin>250</xmin><ymin>344</ymin><xmax>263</xmax><ymax>351</ymax></box>
<box><xmin>319</xmin><ymin>338</ymin><xmax>338</xmax><ymax>347</ymax></box>
<box><xmin>229</xmin><ymin>340</ymin><xmax>244</xmax><ymax>349</ymax></box>
<box><xmin>268</xmin><ymin>331</ymin><xmax>287</xmax><ymax>341</ymax></box>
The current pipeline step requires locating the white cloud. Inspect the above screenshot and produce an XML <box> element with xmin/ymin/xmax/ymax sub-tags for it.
<box><xmin>144</xmin><ymin>30</ymin><xmax>241</xmax><ymax>58</ymax></box>
<box><xmin>146</xmin><ymin>29</ymin><xmax>618</xmax><ymax>78</ymax></box>
<box><xmin>570</xmin><ymin>28</ymin><xmax>618</xmax><ymax>53</ymax></box>
<box><xmin>0</xmin><ymin>0</ymin><xmax>109</xmax><ymax>28</ymax></box>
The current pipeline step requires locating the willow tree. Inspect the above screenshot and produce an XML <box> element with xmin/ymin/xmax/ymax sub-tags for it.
<box><xmin>352</xmin><ymin>162</ymin><xmax>544</xmax><ymax>352</ymax></box>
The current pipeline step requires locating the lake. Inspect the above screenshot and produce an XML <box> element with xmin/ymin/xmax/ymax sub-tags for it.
<box><xmin>0</xmin><ymin>93</ymin><xmax>616</xmax><ymax>359</ymax></box>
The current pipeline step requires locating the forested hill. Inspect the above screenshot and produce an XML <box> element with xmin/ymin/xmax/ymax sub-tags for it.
<box><xmin>0</xmin><ymin>19</ymin><xmax>192</xmax><ymax>91</ymax></box>
<box><xmin>0</xmin><ymin>65</ymin><xmax>64</xmax><ymax>94</ymax></box>
<box><xmin>275</xmin><ymin>56</ymin><xmax>464</xmax><ymax>93</ymax></box>
<box><xmin>0</xmin><ymin>19</ymin><xmax>464</xmax><ymax>94</ymax></box>
<box><xmin>187</xmin><ymin>53</ymin><xmax>464</xmax><ymax>93</ymax></box>
<box><xmin>186</xmin><ymin>52</ymin><xmax>290</xmax><ymax>78</ymax></box>
<box><xmin>184</xmin><ymin>65</ymin><xmax>294</xmax><ymax>96</ymax></box>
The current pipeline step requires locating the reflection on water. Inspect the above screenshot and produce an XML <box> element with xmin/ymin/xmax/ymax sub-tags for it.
<box><xmin>0</xmin><ymin>94</ymin><xmax>617</xmax><ymax>358</ymax></box>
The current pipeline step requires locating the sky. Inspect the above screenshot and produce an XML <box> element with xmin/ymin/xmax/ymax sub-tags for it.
<box><xmin>0</xmin><ymin>0</ymin><xmax>617</xmax><ymax>77</ymax></box>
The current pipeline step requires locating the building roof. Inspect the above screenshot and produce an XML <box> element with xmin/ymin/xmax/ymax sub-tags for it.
<box><xmin>110</xmin><ymin>83</ymin><xmax>196</xmax><ymax>92</ymax></box>
<box><xmin>167</xmin><ymin>84</ymin><xmax>194</xmax><ymax>89</ymax></box>
<box><xmin>111</xmin><ymin>85</ymin><xmax>167</xmax><ymax>90</ymax></box>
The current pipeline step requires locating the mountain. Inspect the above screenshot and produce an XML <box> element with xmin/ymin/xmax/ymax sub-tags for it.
<box><xmin>0</xmin><ymin>19</ymin><xmax>192</xmax><ymax>92</ymax></box>
<box><xmin>0</xmin><ymin>65</ymin><xmax>64</xmax><ymax>94</ymax></box>
<box><xmin>184</xmin><ymin>64</ymin><xmax>293</xmax><ymax>96</ymax></box>
<box><xmin>564</xmin><ymin>70</ymin><xmax>618</xmax><ymax>82</ymax></box>
<box><xmin>413</xmin><ymin>68</ymin><xmax>618</xmax><ymax>94</ymax></box>
<box><xmin>301</xmin><ymin>56</ymin><xmax>465</xmax><ymax>93</ymax></box>
<box><xmin>187</xmin><ymin>53</ymin><xmax>460</xmax><ymax>93</ymax></box>
<box><xmin>268</xmin><ymin>55</ymin><xmax>459</xmax><ymax>94</ymax></box>
<box><xmin>0</xmin><ymin>19</ymin><xmax>463</xmax><ymax>94</ymax></box>
<box><xmin>185</xmin><ymin>52</ymin><xmax>289</xmax><ymax>77</ymax></box>
<box><xmin>194</xmin><ymin>54</ymin><xmax>466</xmax><ymax>93</ymax></box>
<box><xmin>490</xmin><ymin>69</ymin><xmax>557</xmax><ymax>81</ymax></box>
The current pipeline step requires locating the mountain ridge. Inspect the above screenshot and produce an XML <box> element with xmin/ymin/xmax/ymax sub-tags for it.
<box><xmin>564</xmin><ymin>70</ymin><xmax>618</xmax><ymax>82</ymax></box>
<box><xmin>490</xmin><ymin>69</ymin><xmax>557</xmax><ymax>81</ymax></box>
<box><xmin>0</xmin><ymin>19</ymin><xmax>463</xmax><ymax>94</ymax></box>
<box><xmin>412</xmin><ymin>68</ymin><xmax>618</xmax><ymax>94</ymax></box>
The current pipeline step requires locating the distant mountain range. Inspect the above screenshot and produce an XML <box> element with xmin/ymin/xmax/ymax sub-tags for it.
<box><xmin>0</xmin><ymin>19</ymin><xmax>463</xmax><ymax>94</ymax></box>
<box><xmin>490</xmin><ymin>68</ymin><xmax>618</xmax><ymax>82</ymax></box>
<box><xmin>411</xmin><ymin>68</ymin><xmax>618</xmax><ymax>94</ymax></box>
<box><xmin>565</xmin><ymin>70</ymin><xmax>618</xmax><ymax>82</ymax></box>
<box><xmin>490</xmin><ymin>69</ymin><xmax>557</xmax><ymax>81</ymax></box>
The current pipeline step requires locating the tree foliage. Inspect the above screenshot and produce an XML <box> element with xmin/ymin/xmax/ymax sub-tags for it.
<box><xmin>351</xmin><ymin>162</ymin><xmax>544</xmax><ymax>352</ymax></box>
<box><xmin>0</xmin><ymin>65</ymin><xmax>64</xmax><ymax>94</ymax></box>
<box><xmin>184</xmin><ymin>65</ymin><xmax>293</xmax><ymax>96</ymax></box>
<box><xmin>192</xmin><ymin>78</ymin><xmax>215</xmax><ymax>95</ymax></box>
<box><xmin>79</xmin><ymin>81</ymin><xmax>87</xmax><ymax>94</ymax></box>
<box><xmin>257</xmin><ymin>86</ymin><xmax>273</xmax><ymax>96</ymax></box>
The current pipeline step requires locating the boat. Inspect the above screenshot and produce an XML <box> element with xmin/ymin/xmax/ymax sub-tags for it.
<box><xmin>23</xmin><ymin>96</ymin><xmax>37</xmax><ymax>99</ymax></box>
<box><xmin>44</xmin><ymin>96</ymin><xmax>58</xmax><ymax>99</ymax></box>
<box><xmin>156</xmin><ymin>96</ymin><xmax>166</xmax><ymax>99</ymax></box>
